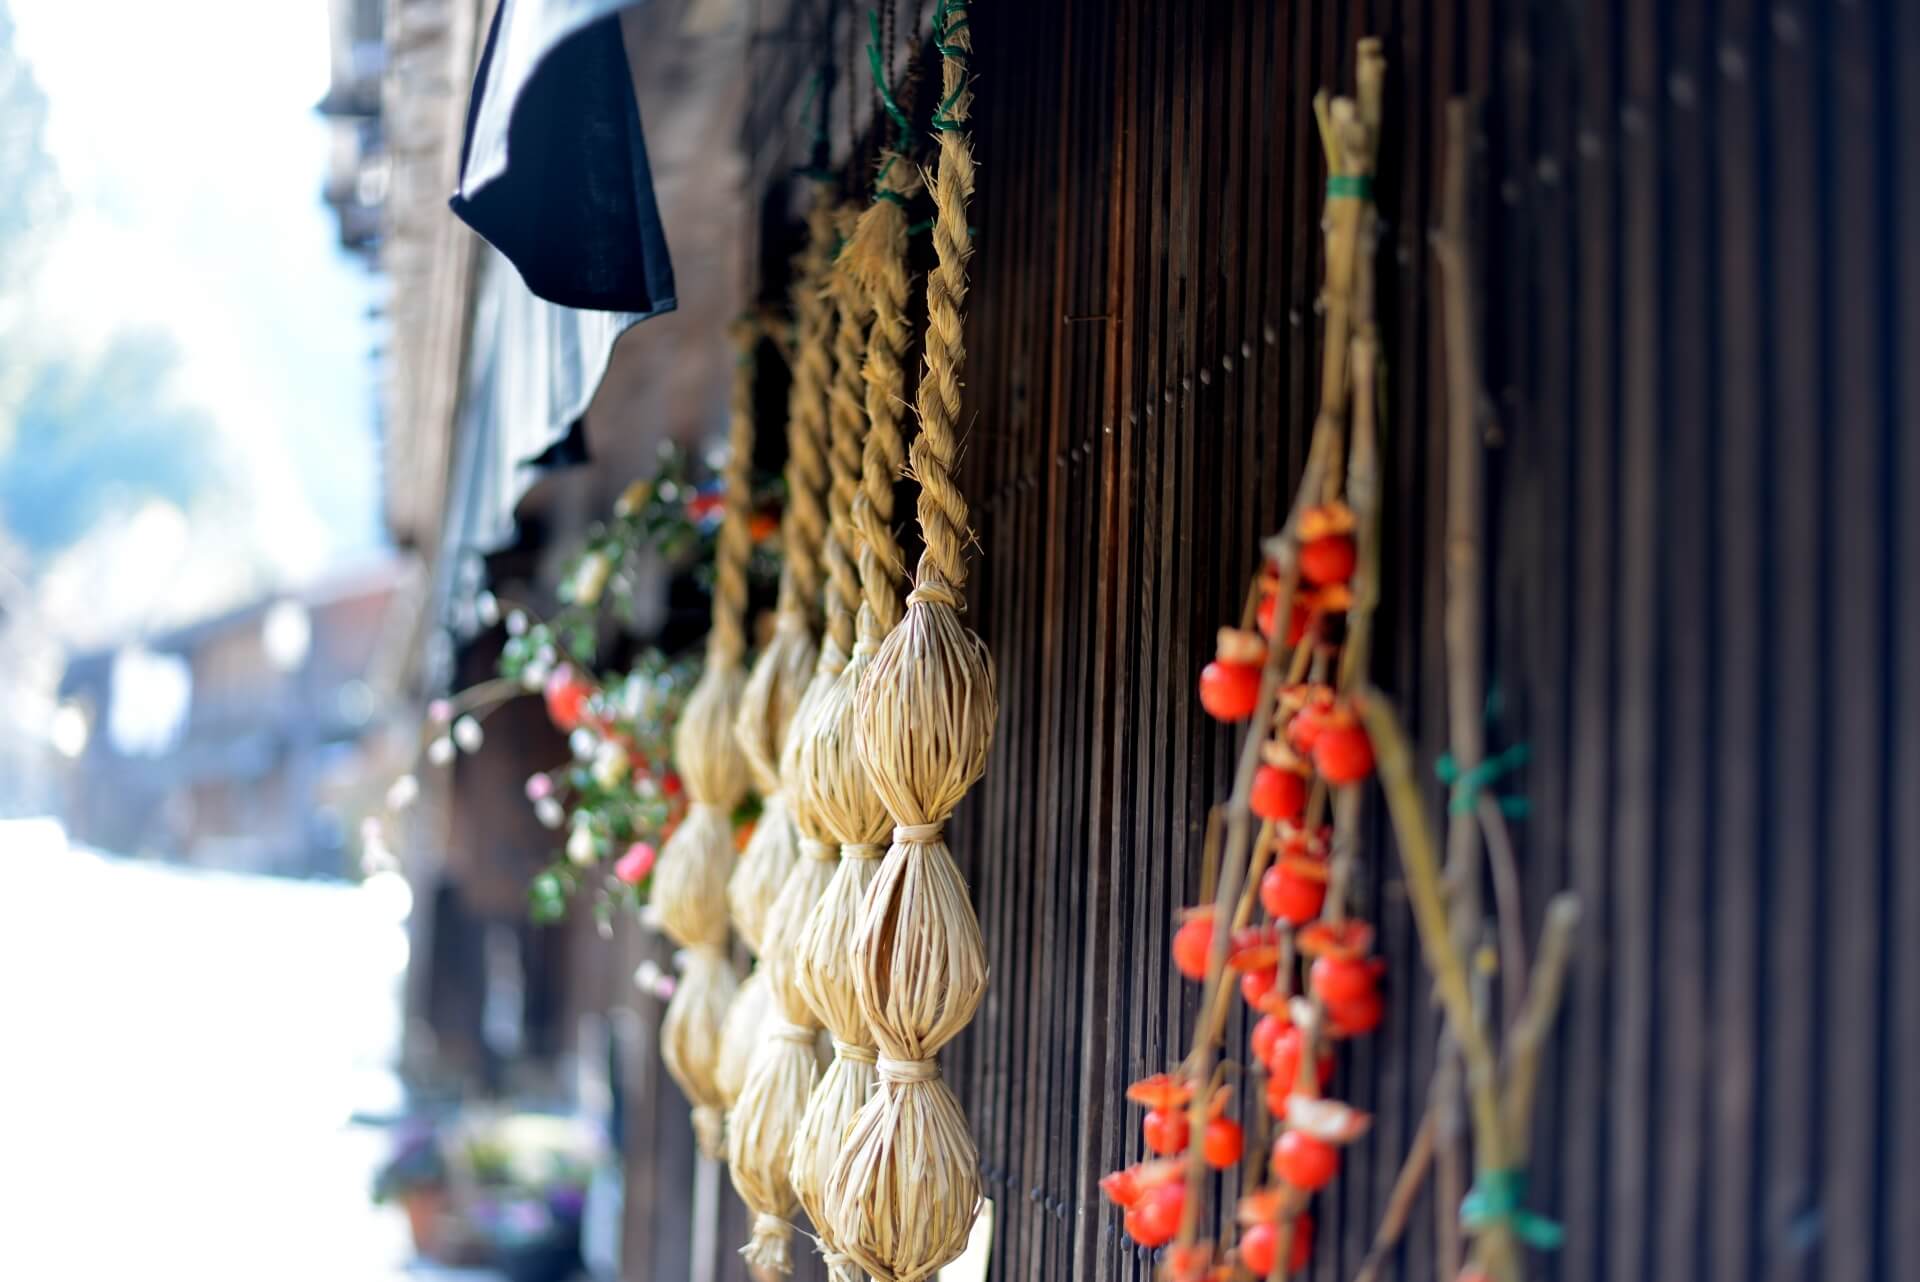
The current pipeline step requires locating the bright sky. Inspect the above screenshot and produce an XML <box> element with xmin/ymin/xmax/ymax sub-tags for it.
<box><xmin>10</xmin><ymin>0</ymin><xmax>383</xmax><ymax>590</ymax></box>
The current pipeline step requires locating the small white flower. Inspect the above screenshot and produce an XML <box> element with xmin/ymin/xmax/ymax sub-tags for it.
<box><xmin>566</xmin><ymin>823</ymin><xmax>598</xmax><ymax>866</ymax></box>
<box><xmin>534</xmin><ymin>797</ymin><xmax>565</xmax><ymax>829</ymax></box>
<box><xmin>520</xmin><ymin>662</ymin><xmax>548</xmax><ymax>692</ymax></box>
<box><xmin>426</xmin><ymin>698</ymin><xmax>454</xmax><ymax>724</ymax></box>
<box><xmin>591</xmin><ymin>740</ymin><xmax>631</xmax><ymax>791</ymax></box>
<box><xmin>476</xmin><ymin>591</ymin><xmax>501</xmax><ymax>627</ymax></box>
<box><xmin>506</xmin><ymin>609</ymin><xmax>529</xmax><ymax>637</ymax></box>
<box><xmin>385</xmin><ymin>775</ymin><xmax>419</xmax><ymax>812</ymax></box>
<box><xmin>452</xmin><ymin>715</ymin><xmax>484</xmax><ymax>753</ymax></box>
<box><xmin>633</xmin><ymin>960</ymin><xmax>675</xmax><ymax>1000</ymax></box>
<box><xmin>426</xmin><ymin>737</ymin><xmax>456</xmax><ymax>767</ymax></box>
<box><xmin>570</xmin><ymin>728</ymin><xmax>599</xmax><ymax>761</ymax></box>
<box><xmin>638</xmin><ymin>902</ymin><xmax>665</xmax><ymax>931</ymax></box>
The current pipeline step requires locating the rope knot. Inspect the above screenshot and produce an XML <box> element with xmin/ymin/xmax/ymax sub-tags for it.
<box><xmin>907</xmin><ymin>578</ymin><xmax>964</xmax><ymax>609</ymax></box>
<box><xmin>832</xmin><ymin>1040</ymin><xmax>879</xmax><ymax>1065</ymax></box>
<box><xmin>772</xmin><ymin>1022</ymin><xmax>817</xmax><ymax>1048</ymax></box>
<box><xmin>893</xmin><ymin>822</ymin><xmax>943</xmax><ymax>845</ymax></box>
<box><xmin>843</xmin><ymin>842</ymin><xmax>887</xmax><ymax>860</ymax></box>
<box><xmin>877</xmin><ymin>1054</ymin><xmax>940</xmax><ymax>1084</ymax></box>
<box><xmin>800</xmin><ymin>837</ymin><xmax>838</xmax><ymax>862</ymax></box>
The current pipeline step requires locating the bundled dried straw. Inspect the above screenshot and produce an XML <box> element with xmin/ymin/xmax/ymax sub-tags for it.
<box><xmin>733</xmin><ymin>208</ymin><xmax>837</xmax><ymax>960</ymax></box>
<box><xmin>830</xmin><ymin>11</ymin><xmax>993</xmax><ymax>1282</ymax></box>
<box><xmin>727</xmin><ymin>198</ymin><xmax>845</xmax><ymax>1275</ymax></box>
<box><xmin>787</xmin><ymin>195</ymin><xmax>910</xmax><ymax>1281</ymax></box>
<box><xmin>651</xmin><ymin>320</ymin><xmax>758</xmax><ymax>1158</ymax></box>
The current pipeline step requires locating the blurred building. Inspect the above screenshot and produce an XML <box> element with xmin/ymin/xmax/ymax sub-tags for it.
<box><xmin>57</xmin><ymin>560</ymin><xmax>416</xmax><ymax>877</ymax></box>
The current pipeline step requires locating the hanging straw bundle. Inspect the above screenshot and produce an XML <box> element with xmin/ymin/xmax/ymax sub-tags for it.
<box><xmin>787</xmin><ymin>190</ymin><xmax>910</xmax><ymax>1280</ymax></box>
<box><xmin>830</xmin><ymin>9</ymin><xmax>993</xmax><ymax>1282</ymax></box>
<box><xmin>727</xmin><ymin>197</ymin><xmax>849</xmax><ymax>1276</ymax></box>
<box><xmin>651</xmin><ymin>320</ymin><xmax>759</xmax><ymax>1160</ymax></box>
<box><xmin>725</xmin><ymin>213</ymin><xmax>837</xmax><ymax>1109</ymax></box>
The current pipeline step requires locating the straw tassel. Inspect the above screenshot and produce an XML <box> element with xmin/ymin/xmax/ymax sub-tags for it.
<box><xmin>831</xmin><ymin>10</ymin><xmax>994</xmax><ymax>1282</ymax></box>
<box><xmin>727</xmin><ymin>195</ymin><xmax>847</xmax><ymax>1274</ymax></box>
<box><xmin>652</xmin><ymin>319</ymin><xmax>758</xmax><ymax>1158</ymax></box>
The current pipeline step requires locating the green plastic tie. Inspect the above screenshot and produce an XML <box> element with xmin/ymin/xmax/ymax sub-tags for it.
<box><xmin>873</xmin><ymin>188</ymin><xmax>908</xmax><ymax>209</ymax></box>
<box><xmin>1435</xmin><ymin>743</ymin><xmax>1531</xmax><ymax>818</ymax></box>
<box><xmin>1326</xmin><ymin>174</ymin><xmax>1373</xmax><ymax>200</ymax></box>
<box><xmin>1460</xmin><ymin>1169</ymin><xmax>1564</xmax><ymax>1250</ymax></box>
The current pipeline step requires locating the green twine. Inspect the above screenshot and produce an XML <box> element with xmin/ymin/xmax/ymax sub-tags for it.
<box><xmin>1435</xmin><ymin>743</ymin><xmax>1531</xmax><ymax>818</ymax></box>
<box><xmin>1326</xmin><ymin>174</ymin><xmax>1373</xmax><ymax>200</ymax></box>
<box><xmin>1460</xmin><ymin>1170</ymin><xmax>1563</xmax><ymax>1250</ymax></box>
<box><xmin>930</xmin><ymin>0</ymin><xmax>971</xmax><ymax>133</ymax></box>
<box><xmin>874</xmin><ymin>188</ymin><xmax>908</xmax><ymax>208</ymax></box>
<box><xmin>867</xmin><ymin>12</ymin><xmax>912</xmax><ymax>151</ymax></box>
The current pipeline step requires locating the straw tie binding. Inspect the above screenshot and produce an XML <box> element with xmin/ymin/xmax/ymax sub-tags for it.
<box><xmin>833</xmin><ymin>1040</ymin><xmax>879</xmax><ymax>1064</ymax></box>
<box><xmin>801</xmin><ymin>837</ymin><xmax>838</xmax><ymax>862</ymax></box>
<box><xmin>893</xmin><ymin>822</ymin><xmax>944</xmax><ymax>845</ymax></box>
<box><xmin>773</xmin><ymin>1021</ymin><xmax>817</xmax><ymax>1049</ymax></box>
<box><xmin>844</xmin><ymin>842</ymin><xmax>887</xmax><ymax>860</ymax></box>
<box><xmin>878</xmin><ymin>1055</ymin><xmax>942</xmax><ymax>1084</ymax></box>
<box><xmin>906</xmin><ymin>578</ymin><xmax>964</xmax><ymax>610</ymax></box>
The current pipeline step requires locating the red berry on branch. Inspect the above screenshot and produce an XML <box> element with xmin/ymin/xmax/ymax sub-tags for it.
<box><xmin>1171</xmin><ymin>910</ymin><xmax>1218</xmax><ymax>980</ymax></box>
<box><xmin>1127</xmin><ymin>1181</ymin><xmax>1185</xmax><ymax>1246</ymax></box>
<box><xmin>1312</xmin><ymin>718</ymin><xmax>1374</xmax><ymax>785</ymax></box>
<box><xmin>1260</xmin><ymin>864</ymin><xmax>1327</xmax><ymax>926</ymax></box>
<box><xmin>1143</xmin><ymin>1108</ymin><xmax>1190</xmax><ymax>1156</ymax></box>
<box><xmin>1200</xmin><ymin>660</ymin><xmax>1262</xmax><ymax>721</ymax></box>
<box><xmin>1202</xmin><ymin>1117</ymin><xmax>1244</xmax><ymax>1169</ymax></box>
<box><xmin>1309</xmin><ymin>955</ymin><xmax>1375</xmax><ymax>1007</ymax></box>
<box><xmin>1328</xmin><ymin>988</ymin><xmax>1385</xmax><ymax>1037</ymax></box>
<box><xmin>1251</xmin><ymin>764</ymin><xmax>1308</xmax><ymax>823</ymax></box>
<box><xmin>1251</xmin><ymin>1012</ymin><xmax>1287</xmax><ymax>1069</ymax></box>
<box><xmin>1290</xmin><ymin>1213</ymin><xmax>1315</xmax><ymax>1272</ymax></box>
<box><xmin>1299</xmin><ymin>533</ymin><xmax>1356</xmax><ymax>586</ymax></box>
<box><xmin>1240</xmin><ymin>965</ymin><xmax>1280</xmax><ymax>1007</ymax></box>
<box><xmin>1238</xmin><ymin>1222</ymin><xmax>1278</xmax><ymax>1276</ymax></box>
<box><xmin>1274</xmin><ymin>1131</ymin><xmax>1340</xmax><ymax>1191</ymax></box>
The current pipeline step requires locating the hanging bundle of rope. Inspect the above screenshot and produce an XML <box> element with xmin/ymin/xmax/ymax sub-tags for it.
<box><xmin>786</xmin><ymin>182</ymin><xmax>911</xmax><ymax>1281</ymax></box>
<box><xmin>829</xmin><ymin>8</ymin><xmax>992</xmax><ymax>1281</ymax></box>
<box><xmin>650</xmin><ymin>317</ymin><xmax>758</xmax><ymax>1160</ymax></box>
<box><xmin>724</xmin><ymin>210</ymin><xmax>837</xmax><ymax>1117</ymax></box>
<box><xmin>727</xmin><ymin>196</ymin><xmax>848</xmax><ymax>1276</ymax></box>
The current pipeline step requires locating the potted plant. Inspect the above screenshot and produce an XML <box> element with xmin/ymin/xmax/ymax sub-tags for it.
<box><xmin>372</xmin><ymin>1123</ymin><xmax>450</xmax><ymax>1258</ymax></box>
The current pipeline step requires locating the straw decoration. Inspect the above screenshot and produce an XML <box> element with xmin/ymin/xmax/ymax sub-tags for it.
<box><xmin>831</xmin><ymin>8</ymin><xmax>993</xmax><ymax>1281</ymax></box>
<box><xmin>727</xmin><ymin>196</ymin><xmax>851</xmax><ymax>1275</ymax></box>
<box><xmin>787</xmin><ymin>193</ymin><xmax>911</xmax><ymax>1279</ymax></box>
<box><xmin>731</xmin><ymin>206</ymin><xmax>837</xmax><ymax>966</ymax></box>
<box><xmin>651</xmin><ymin>317</ymin><xmax>759</xmax><ymax>1158</ymax></box>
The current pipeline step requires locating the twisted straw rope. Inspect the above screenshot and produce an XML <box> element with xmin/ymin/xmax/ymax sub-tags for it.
<box><xmin>843</xmin><ymin>152</ymin><xmax>918</xmax><ymax>639</ymax></box>
<box><xmin>908</xmin><ymin>25</ymin><xmax>977</xmax><ymax>604</ymax></box>
<box><xmin>783</xmin><ymin>203</ymin><xmax>836</xmax><ymax>624</ymax></box>
<box><xmin>822</xmin><ymin>215</ymin><xmax>872</xmax><ymax>657</ymax></box>
<box><xmin>707</xmin><ymin>315</ymin><xmax>759</xmax><ymax>667</ymax></box>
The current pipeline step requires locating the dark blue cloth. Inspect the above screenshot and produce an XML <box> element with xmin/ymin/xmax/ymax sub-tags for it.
<box><xmin>450</xmin><ymin>0</ymin><xmax>676</xmax><ymax>317</ymax></box>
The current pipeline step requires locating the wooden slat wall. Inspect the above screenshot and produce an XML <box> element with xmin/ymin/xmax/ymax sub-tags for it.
<box><xmin>628</xmin><ymin>2</ymin><xmax>1916</xmax><ymax>1280</ymax></box>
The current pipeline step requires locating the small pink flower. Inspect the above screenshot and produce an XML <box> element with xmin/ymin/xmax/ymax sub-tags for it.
<box><xmin>525</xmin><ymin>773</ymin><xmax>554</xmax><ymax>802</ymax></box>
<box><xmin>427</xmin><ymin>698</ymin><xmax>454</xmax><ymax>724</ymax></box>
<box><xmin>614</xmin><ymin>842</ymin><xmax>656</xmax><ymax>885</ymax></box>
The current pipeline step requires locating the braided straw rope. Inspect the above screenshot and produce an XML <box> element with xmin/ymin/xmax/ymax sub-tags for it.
<box><xmin>731</xmin><ymin>208</ymin><xmax>837</xmax><ymax>964</ymax></box>
<box><xmin>832</xmin><ymin>9</ymin><xmax>993</xmax><ymax>1281</ymax></box>
<box><xmin>787</xmin><ymin>192</ymin><xmax>912</xmax><ymax>1280</ymax></box>
<box><xmin>727</xmin><ymin>196</ymin><xmax>848</xmax><ymax>1275</ymax></box>
<box><xmin>652</xmin><ymin>317</ymin><xmax>759</xmax><ymax>1158</ymax></box>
